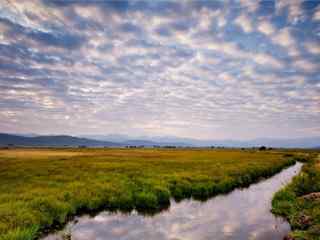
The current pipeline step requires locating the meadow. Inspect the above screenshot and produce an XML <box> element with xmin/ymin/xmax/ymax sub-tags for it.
<box><xmin>0</xmin><ymin>148</ymin><xmax>309</xmax><ymax>240</ymax></box>
<box><xmin>272</xmin><ymin>152</ymin><xmax>320</xmax><ymax>240</ymax></box>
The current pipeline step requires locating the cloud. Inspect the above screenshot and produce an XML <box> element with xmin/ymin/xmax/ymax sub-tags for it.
<box><xmin>234</xmin><ymin>14</ymin><xmax>253</xmax><ymax>33</ymax></box>
<box><xmin>314</xmin><ymin>6</ymin><xmax>320</xmax><ymax>21</ymax></box>
<box><xmin>271</xmin><ymin>27</ymin><xmax>300</xmax><ymax>57</ymax></box>
<box><xmin>293</xmin><ymin>59</ymin><xmax>319</xmax><ymax>73</ymax></box>
<box><xmin>304</xmin><ymin>41</ymin><xmax>320</xmax><ymax>55</ymax></box>
<box><xmin>276</xmin><ymin>0</ymin><xmax>304</xmax><ymax>24</ymax></box>
<box><xmin>0</xmin><ymin>0</ymin><xmax>319</xmax><ymax>139</ymax></box>
<box><xmin>239</xmin><ymin>0</ymin><xmax>259</xmax><ymax>13</ymax></box>
<box><xmin>204</xmin><ymin>40</ymin><xmax>284</xmax><ymax>69</ymax></box>
<box><xmin>251</xmin><ymin>52</ymin><xmax>284</xmax><ymax>69</ymax></box>
<box><xmin>29</xmin><ymin>30</ymin><xmax>86</xmax><ymax>49</ymax></box>
<box><xmin>272</xmin><ymin>28</ymin><xmax>295</xmax><ymax>48</ymax></box>
<box><xmin>257</xmin><ymin>20</ymin><xmax>275</xmax><ymax>36</ymax></box>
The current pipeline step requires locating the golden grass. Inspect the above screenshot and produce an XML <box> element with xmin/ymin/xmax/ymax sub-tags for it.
<box><xmin>0</xmin><ymin>149</ymin><xmax>86</xmax><ymax>158</ymax></box>
<box><xmin>316</xmin><ymin>154</ymin><xmax>320</xmax><ymax>169</ymax></box>
<box><xmin>0</xmin><ymin>148</ymin><xmax>306</xmax><ymax>239</ymax></box>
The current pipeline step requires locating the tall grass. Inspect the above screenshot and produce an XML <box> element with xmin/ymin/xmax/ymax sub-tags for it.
<box><xmin>272</xmin><ymin>152</ymin><xmax>320</xmax><ymax>240</ymax></box>
<box><xmin>0</xmin><ymin>148</ymin><xmax>307</xmax><ymax>239</ymax></box>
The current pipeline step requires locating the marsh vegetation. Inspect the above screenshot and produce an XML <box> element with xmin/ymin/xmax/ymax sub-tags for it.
<box><xmin>0</xmin><ymin>148</ymin><xmax>310</xmax><ymax>239</ymax></box>
<box><xmin>272</xmin><ymin>152</ymin><xmax>320</xmax><ymax>239</ymax></box>
<box><xmin>44</xmin><ymin>162</ymin><xmax>303</xmax><ymax>240</ymax></box>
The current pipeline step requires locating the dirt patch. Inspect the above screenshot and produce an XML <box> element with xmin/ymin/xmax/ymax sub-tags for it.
<box><xmin>300</xmin><ymin>192</ymin><xmax>320</xmax><ymax>201</ymax></box>
<box><xmin>316</xmin><ymin>161</ymin><xmax>320</xmax><ymax>169</ymax></box>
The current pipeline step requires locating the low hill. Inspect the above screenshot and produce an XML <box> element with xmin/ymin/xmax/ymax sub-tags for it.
<box><xmin>122</xmin><ymin>139</ymin><xmax>191</xmax><ymax>147</ymax></box>
<box><xmin>0</xmin><ymin>133</ymin><xmax>121</xmax><ymax>147</ymax></box>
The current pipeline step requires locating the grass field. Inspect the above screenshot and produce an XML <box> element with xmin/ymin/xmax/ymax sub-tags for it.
<box><xmin>0</xmin><ymin>148</ymin><xmax>309</xmax><ymax>240</ymax></box>
<box><xmin>272</xmin><ymin>152</ymin><xmax>320</xmax><ymax>240</ymax></box>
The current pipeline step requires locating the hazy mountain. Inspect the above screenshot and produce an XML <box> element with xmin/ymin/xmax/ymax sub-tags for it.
<box><xmin>79</xmin><ymin>134</ymin><xmax>320</xmax><ymax>148</ymax></box>
<box><xmin>80</xmin><ymin>134</ymin><xmax>130</xmax><ymax>142</ymax></box>
<box><xmin>122</xmin><ymin>139</ymin><xmax>191</xmax><ymax>147</ymax></box>
<box><xmin>6</xmin><ymin>133</ymin><xmax>40</xmax><ymax>137</ymax></box>
<box><xmin>80</xmin><ymin>135</ymin><xmax>192</xmax><ymax>147</ymax></box>
<box><xmin>1</xmin><ymin>133</ymin><xmax>318</xmax><ymax>148</ymax></box>
<box><xmin>0</xmin><ymin>133</ymin><xmax>121</xmax><ymax>147</ymax></box>
<box><xmin>151</xmin><ymin>137</ymin><xmax>320</xmax><ymax>148</ymax></box>
<box><xmin>122</xmin><ymin>139</ymin><xmax>159</xmax><ymax>146</ymax></box>
<box><xmin>241</xmin><ymin>137</ymin><xmax>320</xmax><ymax>148</ymax></box>
<box><xmin>85</xmin><ymin>135</ymin><xmax>314</xmax><ymax>148</ymax></box>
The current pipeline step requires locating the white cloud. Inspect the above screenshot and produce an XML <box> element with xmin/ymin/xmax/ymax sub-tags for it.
<box><xmin>239</xmin><ymin>0</ymin><xmax>259</xmax><ymax>13</ymax></box>
<box><xmin>235</xmin><ymin>14</ymin><xmax>253</xmax><ymax>33</ymax></box>
<box><xmin>206</xmin><ymin>40</ymin><xmax>284</xmax><ymax>69</ymax></box>
<box><xmin>271</xmin><ymin>27</ymin><xmax>300</xmax><ymax>56</ymax></box>
<box><xmin>207</xmin><ymin>41</ymin><xmax>246</xmax><ymax>58</ymax></box>
<box><xmin>218</xmin><ymin>72</ymin><xmax>233</xmax><ymax>82</ymax></box>
<box><xmin>272</xmin><ymin>28</ymin><xmax>295</xmax><ymax>47</ymax></box>
<box><xmin>257</xmin><ymin>20</ymin><xmax>275</xmax><ymax>36</ymax></box>
<box><xmin>313</xmin><ymin>6</ymin><xmax>320</xmax><ymax>21</ymax></box>
<box><xmin>276</xmin><ymin>0</ymin><xmax>304</xmax><ymax>23</ymax></box>
<box><xmin>304</xmin><ymin>41</ymin><xmax>320</xmax><ymax>55</ymax></box>
<box><xmin>251</xmin><ymin>52</ymin><xmax>284</xmax><ymax>69</ymax></box>
<box><xmin>293</xmin><ymin>59</ymin><xmax>319</xmax><ymax>72</ymax></box>
<box><xmin>74</xmin><ymin>5</ymin><xmax>102</xmax><ymax>19</ymax></box>
<box><xmin>217</xmin><ymin>13</ymin><xmax>227</xmax><ymax>28</ymax></box>
<box><xmin>198</xmin><ymin>9</ymin><xmax>212</xmax><ymax>31</ymax></box>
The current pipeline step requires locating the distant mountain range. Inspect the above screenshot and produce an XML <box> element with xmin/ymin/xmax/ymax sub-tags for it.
<box><xmin>0</xmin><ymin>133</ymin><xmax>319</xmax><ymax>148</ymax></box>
<box><xmin>0</xmin><ymin>133</ymin><xmax>121</xmax><ymax>147</ymax></box>
<box><xmin>81</xmin><ymin>134</ymin><xmax>320</xmax><ymax>148</ymax></box>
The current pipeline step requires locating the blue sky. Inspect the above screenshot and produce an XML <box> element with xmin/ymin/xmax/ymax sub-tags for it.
<box><xmin>0</xmin><ymin>0</ymin><xmax>319</xmax><ymax>140</ymax></box>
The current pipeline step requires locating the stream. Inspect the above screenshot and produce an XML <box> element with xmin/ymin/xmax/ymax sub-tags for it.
<box><xmin>44</xmin><ymin>162</ymin><xmax>302</xmax><ymax>240</ymax></box>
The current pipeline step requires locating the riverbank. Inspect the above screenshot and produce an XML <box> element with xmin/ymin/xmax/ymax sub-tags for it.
<box><xmin>44</xmin><ymin>162</ymin><xmax>303</xmax><ymax>240</ymax></box>
<box><xmin>0</xmin><ymin>148</ymin><xmax>307</xmax><ymax>239</ymax></box>
<box><xmin>272</xmin><ymin>152</ymin><xmax>320</xmax><ymax>240</ymax></box>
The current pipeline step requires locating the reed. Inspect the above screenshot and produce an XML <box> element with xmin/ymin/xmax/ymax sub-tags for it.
<box><xmin>0</xmin><ymin>148</ymin><xmax>307</xmax><ymax>239</ymax></box>
<box><xmin>272</xmin><ymin>152</ymin><xmax>320</xmax><ymax>240</ymax></box>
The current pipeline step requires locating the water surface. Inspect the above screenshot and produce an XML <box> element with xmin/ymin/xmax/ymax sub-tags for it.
<box><xmin>44</xmin><ymin>162</ymin><xmax>302</xmax><ymax>240</ymax></box>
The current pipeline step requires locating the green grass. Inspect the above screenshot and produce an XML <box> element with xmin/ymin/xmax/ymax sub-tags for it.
<box><xmin>272</xmin><ymin>152</ymin><xmax>320</xmax><ymax>240</ymax></box>
<box><xmin>0</xmin><ymin>148</ymin><xmax>308</xmax><ymax>239</ymax></box>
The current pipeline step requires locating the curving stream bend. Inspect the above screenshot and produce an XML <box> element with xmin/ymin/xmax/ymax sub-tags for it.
<box><xmin>44</xmin><ymin>162</ymin><xmax>302</xmax><ymax>240</ymax></box>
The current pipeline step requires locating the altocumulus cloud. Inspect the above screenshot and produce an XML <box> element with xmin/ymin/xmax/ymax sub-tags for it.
<box><xmin>0</xmin><ymin>0</ymin><xmax>319</xmax><ymax>139</ymax></box>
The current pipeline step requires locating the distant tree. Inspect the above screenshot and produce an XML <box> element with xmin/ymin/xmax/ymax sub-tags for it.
<box><xmin>259</xmin><ymin>146</ymin><xmax>267</xmax><ymax>151</ymax></box>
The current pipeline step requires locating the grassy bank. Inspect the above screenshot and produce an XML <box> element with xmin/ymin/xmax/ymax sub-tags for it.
<box><xmin>272</xmin><ymin>152</ymin><xmax>320</xmax><ymax>240</ymax></box>
<box><xmin>0</xmin><ymin>148</ymin><xmax>305</xmax><ymax>239</ymax></box>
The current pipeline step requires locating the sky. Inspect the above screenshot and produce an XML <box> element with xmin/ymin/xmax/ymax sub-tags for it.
<box><xmin>0</xmin><ymin>0</ymin><xmax>319</xmax><ymax>140</ymax></box>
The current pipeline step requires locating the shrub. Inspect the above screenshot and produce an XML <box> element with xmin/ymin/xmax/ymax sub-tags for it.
<box><xmin>0</xmin><ymin>225</ymin><xmax>39</xmax><ymax>240</ymax></box>
<box><xmin>153</xmin><ymin>186</ymin><xmax>170</xmax><ymax>206</ymax></box>
<box><xmin>293</xmin><ymin>168</ymin><xmax>320</xmax><ymax>196</ymax></box>
<box><xmin>135</xmin><ymin>191</ymin><xmax>158</xmax><ymax>211</ymax></box>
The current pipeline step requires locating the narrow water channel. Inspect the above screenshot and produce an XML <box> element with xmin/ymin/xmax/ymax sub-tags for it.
<box><xmin>44</xmin><ymin>162</ymin><xmax>302</xmax><ymax>240</ymax></box>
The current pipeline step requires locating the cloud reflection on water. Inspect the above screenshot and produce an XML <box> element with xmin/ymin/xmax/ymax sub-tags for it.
<box><xmin>45</xmin><ymin>162</ymin><xmax>302</xmax><ymax>240</ymax></box>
